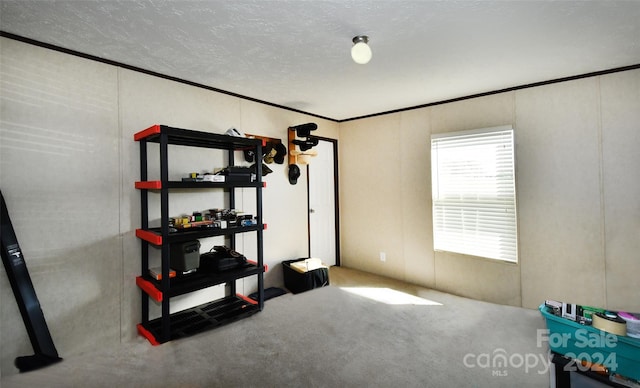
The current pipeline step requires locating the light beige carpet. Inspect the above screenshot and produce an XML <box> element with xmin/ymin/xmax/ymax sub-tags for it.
<box><xmin>1</xmin><ymin>282</ymin><xmax>549</xmax><ymax>387</ymax></box>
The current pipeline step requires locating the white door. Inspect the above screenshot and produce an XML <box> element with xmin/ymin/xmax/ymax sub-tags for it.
<box><xmin>308</xmin><ymin>139</ymin><xmax>337</xmax><ymax>266</ymax></box>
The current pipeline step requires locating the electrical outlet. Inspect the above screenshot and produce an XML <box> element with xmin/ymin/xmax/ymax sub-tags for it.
<box><xmin>379</xmin><ymin>252</ymin><xmax>386</xmax><ymax>262</ymax></box>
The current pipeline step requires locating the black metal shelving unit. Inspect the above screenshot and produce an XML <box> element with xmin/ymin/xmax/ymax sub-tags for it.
<box><xmin>134</xmin><ymin>124</ymin><xmax>265</xmax><ymax>345</ymax></box>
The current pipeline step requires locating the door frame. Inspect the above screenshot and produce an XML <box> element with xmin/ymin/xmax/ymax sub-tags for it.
<box><xmin>306</xmin><ymin>136</ymin><xmax>340</xmax><ymax>266</ymax></box>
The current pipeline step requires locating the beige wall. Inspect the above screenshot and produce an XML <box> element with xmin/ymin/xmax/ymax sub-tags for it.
<box><xmin>1</xmin><ymin>35</ymin><xmax>638</xmax><ymax>378</ymax></box>
<box><xmin>339</xmin><ymin>69</ymin><xmax>640</xmax><ymax>312</ymax></box>
<box><xmin>600</xmin><ymin>71</ymin><xmax>640</xmax><ymax>312</ymax></box>
<box><xmin>0</xmin><ymin>38</ymin><xmax>337</xmax><ymax>377</ymax></box>
<box><xmin>1</xmin><ymin>38</ymin><xmax>121</xmax><ymax>377</ymax></box>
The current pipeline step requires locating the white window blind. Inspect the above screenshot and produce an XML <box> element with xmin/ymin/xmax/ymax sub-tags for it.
<box><xmin>431</xmin><ymin>126</ymin><xmax>518</xmax><ymax>263</ymax></box>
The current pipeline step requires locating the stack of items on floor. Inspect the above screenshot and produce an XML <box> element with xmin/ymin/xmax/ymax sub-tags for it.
<box><xmin>540</xmin><ymin>300</ymin><xmax>640</xmax><ymax>387</ymax></box>
<box><xmin>282</xmin><ymin>258</ymin><xmax>330</xmax><ymax>294</ymax></box>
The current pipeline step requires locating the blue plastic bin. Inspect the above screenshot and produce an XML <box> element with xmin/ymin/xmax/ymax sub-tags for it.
<box><xmin>539</xmin><ymin>304</ymin><xmax>640</xmax><ymax>381</ymax></box>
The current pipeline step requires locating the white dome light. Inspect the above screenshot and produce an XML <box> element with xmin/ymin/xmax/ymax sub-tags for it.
<box><xmin>351</xmin><ymin>35</ymin><xmax>372</xmax><ymax>65</ymax></box>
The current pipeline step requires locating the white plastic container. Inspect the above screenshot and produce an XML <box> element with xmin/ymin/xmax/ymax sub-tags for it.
<box><xmin>619</xmin><ymin>312</ymin><xmax>640</xmax><ymax>339</ymax></box>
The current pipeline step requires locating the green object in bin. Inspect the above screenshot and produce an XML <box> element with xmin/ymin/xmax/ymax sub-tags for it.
<box><xmin>580</xmin><ymin>305</ymin><xmax>606</xmax><ymax>319</ymax></box>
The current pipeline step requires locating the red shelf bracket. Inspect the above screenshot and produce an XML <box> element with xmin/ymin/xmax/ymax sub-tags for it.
<box><xmin>247</xmin><ymin>259</ymin><xmax>268</xmax><ymax>273</ymax></box>
<box><xmin>237</xmin><ymin>293</ymin><xmax>258</xmax><ymax>306</ymax></box>
<box><xmin>137</xmin><ymin>323</ymin><xmax>160</xmax><ymax>346</ymax></box>
<box><xmin>136</xmin><ymin>229</ymin><xmax>162</xmax><ymax>245</ymax></box>
<box><xmin>134</xmin><ymin>124</ymin><xmax>161</xmax><ymax>141</ymax></box>
<box><xmin>135</xmin><ymin>181</ymin><xmax>162</xmax><ymax>189</ymax></box>
<box><xmin>136</xmin><ymin>276</ymin><xmax>163</xmax><ymax>302</ymax></box>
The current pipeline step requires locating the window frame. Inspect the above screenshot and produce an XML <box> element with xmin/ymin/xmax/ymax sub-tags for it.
<box><xmin>431</xmin><ymin>125</ymin><xmax>518</xmax><ymax>263</ymax></box>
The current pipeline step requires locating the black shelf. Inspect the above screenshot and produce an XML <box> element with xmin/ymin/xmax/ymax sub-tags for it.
<box><xmin>136</xmin><ymin>180</ymin><xmax>264</xmax><ymax>190</ymax></box>
<box><xmin>137</xmin><ymin>295</ymin><xmax>260</xmax><ymax>344</ymax></box>
<box><xmin>136</xmin><ymin>225</ymin><xmax>264</xmax><ymax>245</ymax></box>
<box><xmin>134</xmin><ymin>124</ymin><xmax>262</xmax><ymax>150</ymax></box>
<box><xmin>135</xmin><ymin>124</ymin><xmax>265</xmax><ymax>345</ymax></box>
<box><xmin>139</xmin><ymin>263</ymin><xmax>265</xmax><ymax>300</ymax></box>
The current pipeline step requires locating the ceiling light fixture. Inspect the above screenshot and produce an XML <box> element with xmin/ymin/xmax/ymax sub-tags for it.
<box><xmin>351</xmin><ymin>35</ymin><xmax>372</xmax><ymax>65</ymax></box>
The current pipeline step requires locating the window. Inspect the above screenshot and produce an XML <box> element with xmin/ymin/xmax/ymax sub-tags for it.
<box><xmin>431</xmin><ymin>126</ymin><xmax>518</xmax><ymax>262</ymax></box>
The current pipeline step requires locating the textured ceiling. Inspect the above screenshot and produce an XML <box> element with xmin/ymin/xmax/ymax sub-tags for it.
<box><xmin>1</xmin><ymin>0</ymin><xmax>639</xmax><ymax>121</ymax></box>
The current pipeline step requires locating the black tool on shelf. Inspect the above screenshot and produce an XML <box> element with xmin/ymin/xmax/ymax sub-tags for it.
<box><xmin>1</xmin><ymin>190</ymin><xmax>62</xmax><ymax>372</ymax></box>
